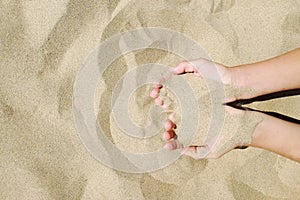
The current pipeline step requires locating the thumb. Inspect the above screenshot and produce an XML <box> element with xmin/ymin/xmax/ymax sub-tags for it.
<box><xmin>180</xmin><ymin>145</ymin><xmax>211</xmax><ymax>159</ymax></box>
<box><xmin>171</xmin><ymin>61</ymin><xmax>201</xmax><ymax>75</ymax></box>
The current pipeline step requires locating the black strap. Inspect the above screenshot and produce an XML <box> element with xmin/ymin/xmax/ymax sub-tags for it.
<box><xmin>224</xmin><ymin>89</ymin><xmax>300</xmax><ymax>124</ymax></box>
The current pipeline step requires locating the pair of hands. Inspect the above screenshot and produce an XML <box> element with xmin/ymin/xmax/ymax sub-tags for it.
<box><xmin>150</xmin><ymin>59</ymin><xmax>265</xmax><ymax>159</ymax></box>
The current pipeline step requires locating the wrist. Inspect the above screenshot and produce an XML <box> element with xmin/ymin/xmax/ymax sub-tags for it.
<box><xmin>228</xmin><ymin>64</ymin><xmax>264</xmax><ymax>99</ymax></box>
<box><xmin>228</xmin><ymin>65</ymin><xmax>250</xmax><ymax>88</ymax></box>
<box><xmin>249</xmin><ymin>113</ymin><xmax>271</xmax><ymax>148</ymax></box>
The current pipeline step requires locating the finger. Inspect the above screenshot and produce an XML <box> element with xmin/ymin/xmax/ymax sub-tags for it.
<box><xmin>155</xmin><ymin>98</ymin><xmax>164</xmax><ymax>106</ymax></box>
<box><xmin>164</xmin><ymin>119</ymin><xmax>175</xmax><ymax>131</ymax></box>
<box><xmin>171</xmin><ymin>61</ymin><xmax>198</xmax><ymax>75</ymax></box>
<box><xmin>164</xmin><ymin>139</ymin><xmax>182</xmax><ymax>150</ymax></box>
<box><xmin>188</xmin><ymin>59</ymin><xmax>227</xmax><ymax>81</ymax></box>
<box><xmin>162</xmin><ymin>104</ymin><xmax>171</xmax><ymax>110</ymax></box>
<box><xmin>181</xmin><ymin>145</ymin><xmax>211</xmax><ymax>159</ymax></box>
<box><xmin>162</xmin><ymin>130</ymin><xmax>176</xmax><ymax>141</ymax></box>
<box><xmin>180</xmin><ymin>146</ymin><xmax>200</xmax><ymax>159</ymax></box>
<box><xmin>168</xmin><ymin>113</ymin><xmax>175</xmax><ymax>121</ymax></box>
<box><xmin>152</xmin><ymin>83</ymin><xmax>163</xmax><ymax>89</ymax></box>
<box><xmin>150</xmin><ymin>88</ymin><xmax>160</xmax><ymax>99</ymax></box>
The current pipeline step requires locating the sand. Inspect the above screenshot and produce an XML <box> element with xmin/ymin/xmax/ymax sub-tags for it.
<box><xmin>1</xmin><ymin>0</ymin><xmax>300</xmax><ymax>199</ymax></box>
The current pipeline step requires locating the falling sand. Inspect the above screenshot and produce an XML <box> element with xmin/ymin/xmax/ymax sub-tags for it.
<box><xmin>149</xmin><ymin>72</ymin><xmax>264</xmax><ymax>158</ymax></box>
<box><xmin>1</xmin><ymin>0</ymin><xmax>300</xmax><ymax>199</ymax></box>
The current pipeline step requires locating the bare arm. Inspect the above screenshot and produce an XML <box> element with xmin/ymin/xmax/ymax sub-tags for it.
<box><xmin>231</xmin><ymin>48</ymin><xmax>300</xmax><ymax>96</ymax></box>
<box><xmin>251</xmin><ymin>114</ymin><xmax>300</xmax><ymax>162</ymax></box>
<box><xmin>161</xmin><ymin>50</ymin><xmax>300</xmax><ymax>162</ymax></box>
<box><xmin>232</xmin><ymin>48</ymin><xmax>300</xmax><ymax>162</ymax></box>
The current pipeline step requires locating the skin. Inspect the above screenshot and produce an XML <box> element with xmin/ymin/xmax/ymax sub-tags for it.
<box><xmin>150</xmin><ymin>48</ymin><xmax>300</xmax><ymax>162</ymax></box>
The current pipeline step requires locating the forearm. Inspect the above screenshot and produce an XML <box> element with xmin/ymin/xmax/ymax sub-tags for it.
<box><xmin>250</xmin><ymin>115</ymin><xmax>300</xmax><ymax>162</ymax></box>
<box><xmin>231</xmin><ymin>48</ymin><xmax>300</xmax><ymax>96</ymax></box>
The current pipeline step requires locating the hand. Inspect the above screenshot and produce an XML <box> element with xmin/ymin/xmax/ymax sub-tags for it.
<box><xmin>170</xmin><ymin>59</ymin><xmax>259</xmax><ymax>103</ymax></box>
<box><xmin>179</xmin><ymin>106</ymin><xmax>264</xmax><ymax>159</ymax></box>
<box><xmin>160</xmin><ymin>103</ymin><xmax>264</xmax><ymax>159</ymax></box>
<box><xmin>151</xmin><ymin>59</ymin><xmax>264</xmax><ymax>159</ymax></box>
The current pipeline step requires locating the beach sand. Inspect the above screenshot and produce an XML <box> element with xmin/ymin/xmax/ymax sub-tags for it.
<box><xmin>1</xmin><ymin>0</ymin><xmax>300</xmax><ymax>199</ymax></box>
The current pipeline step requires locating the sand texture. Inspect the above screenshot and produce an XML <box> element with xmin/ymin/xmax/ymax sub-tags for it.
<box><xmin>1</xmin><ymin>0</ymin><xmax>300</xmax><ymax>199</ymax></box>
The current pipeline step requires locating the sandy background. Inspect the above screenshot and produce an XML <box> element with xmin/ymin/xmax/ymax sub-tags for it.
<box><xmin>1</xmin><ymin>0</ymin><xmax>300</xmax><ymax>199</ymax></box>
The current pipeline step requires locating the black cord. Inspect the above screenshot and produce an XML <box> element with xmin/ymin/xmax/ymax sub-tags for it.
<box><xmin>224</xmin><ymin>88</ymin><xmax>300</xmax><ymax>124</ymax></box>
<box><xmin>226</xmin><ymin>88</ymin><xmax>300</xmax><ymax>105</ymax></box>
